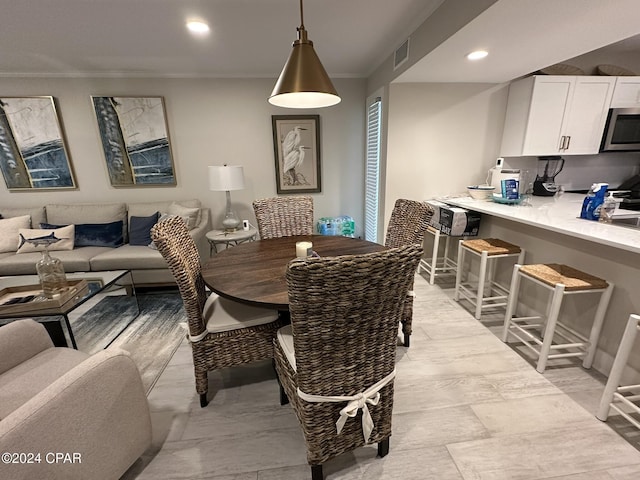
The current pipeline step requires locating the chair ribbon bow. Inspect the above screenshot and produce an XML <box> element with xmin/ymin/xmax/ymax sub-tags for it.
<box><xmin>296</xmin><ymin>368</ymin><xmax>396</xmax><ymax>443</ymax></box>
<box><xmin>187</xmin><ymin>330</ymin><xmax>208</xmax><ymax>343</ymax></box>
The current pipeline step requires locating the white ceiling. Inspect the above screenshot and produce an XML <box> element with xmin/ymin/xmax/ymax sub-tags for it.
<box><xmin>396</xmin><ymin>0</ymin><xmax>640</xmax><ymax>83</ymax></box>
<box><xmin>1</xmin><ymin>0</ymin><xmax>640</xmax><ymax>83</ymax></box>
<box><xmin>0</xmin><ymin>0</ymin><xmax>443</xmax><ymax>78</ymax></box>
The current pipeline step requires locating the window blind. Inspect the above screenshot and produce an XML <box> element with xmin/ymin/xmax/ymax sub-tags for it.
<box><xmin>364</xmin><ymin>98</ymin><xmax>382</xmax><ymax>242</ymax></box>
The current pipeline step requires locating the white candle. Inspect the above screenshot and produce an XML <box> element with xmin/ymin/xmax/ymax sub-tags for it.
<box><xmin>296</xmin><ymin>241</ymin><xmax>313</xmax><ymax>258</ymax></box>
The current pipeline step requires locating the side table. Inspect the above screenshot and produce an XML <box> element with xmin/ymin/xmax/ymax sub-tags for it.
<box><xmin>206</xmin><ymin>227</ymin><xmax>257</xmax><ymax>255</ymax></box>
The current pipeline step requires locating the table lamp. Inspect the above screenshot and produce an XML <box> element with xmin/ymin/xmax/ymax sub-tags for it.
<box><xmin>209</xmin><ymin>165</ymin><xmax>245</xmax><ymax>232</ymax></box>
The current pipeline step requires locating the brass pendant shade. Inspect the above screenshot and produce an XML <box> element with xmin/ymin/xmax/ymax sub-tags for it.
<box><xmin>269</xmin><ymin>1</ymin><xmax>340</xmax><ymax>109</ymax></box>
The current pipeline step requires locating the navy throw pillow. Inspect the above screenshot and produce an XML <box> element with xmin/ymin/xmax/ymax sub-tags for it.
<box><xmin>41</xmin><ymin>220</ymin><xmax>124</xmax><ymax>248</ymax></box>
<box><xmin>129</xmin><ymin>212</ymin><xmax>159</xmax><ymax>246</ymax></box>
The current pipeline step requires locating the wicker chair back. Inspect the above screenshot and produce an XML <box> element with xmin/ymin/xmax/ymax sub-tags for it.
<box><xmin>151</xmin><ymin>216</ymin><xmax>207</xmax><ymax>337</ymax></box>
<box><xmin>275</xmin><ymin>244</ymin><xmax>423</xmax><ymax>472</ymax></box>
<box><xmin>151</xmin><ymin>216</ymin><xmax>285</xmax><ymax>408</ymax></box>
<box><xmin>385</xmin><ymin>198</ymin><xmax>434</xmax><ymax>248</ymax></box>
<box><xmin>384</xmin><ymin>198</ymin><xmax>434</xmax><ymax>347</ymax></box>
<box><xmin>252</xmin><ymin>196</ymin><xmax>314</xmax><ymax>239</ymax></box>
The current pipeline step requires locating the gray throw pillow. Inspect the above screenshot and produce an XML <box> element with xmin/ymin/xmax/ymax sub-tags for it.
<box><xmin>129</xmin><ymin>212</ymin><xmax>159</xmax><ymax>246</ymax></box>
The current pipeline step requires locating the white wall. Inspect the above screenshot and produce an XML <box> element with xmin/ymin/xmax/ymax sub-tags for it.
<box><xmin>383</xmin><ymin>82</ymin><xmax>509</xmax><ymax>226</ymax></box>
<box><xmin>0</xmin><ymin>77</ymin><xmax>367</xmax><ymax>237</ymax></box>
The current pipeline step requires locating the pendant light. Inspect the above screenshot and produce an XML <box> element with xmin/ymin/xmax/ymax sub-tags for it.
<box><xmin>269</xmin><ymin>0</ymin><xmax>341</xmax><ymax>109</ymax></box>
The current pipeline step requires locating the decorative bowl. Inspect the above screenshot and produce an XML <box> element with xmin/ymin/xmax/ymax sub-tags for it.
<box><xmin>467</xmin><ymin>185</ymin><xmax>495</xmax><ymax>200</ymax></box>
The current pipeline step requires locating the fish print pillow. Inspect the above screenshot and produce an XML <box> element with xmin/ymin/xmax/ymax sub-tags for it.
<box><xmin>16</xmin><ymin>225</ymin><xmax>75</xmax><ymax>254</ymax></box>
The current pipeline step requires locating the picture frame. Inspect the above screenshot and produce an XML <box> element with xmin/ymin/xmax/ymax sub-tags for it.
<box><xmin>0</xmin><ymin>96</ymin><xmax>77</xmax><ymax>191</ymax></box>
<box><xmin>91</xmin><ymin>96</ymin><xmax>176</xmax><ymax>187</ymax></box>
<box><xmin>272</xmin><ymin>115</ymin><xmax>321</xmax><ymax>194</ymax></box>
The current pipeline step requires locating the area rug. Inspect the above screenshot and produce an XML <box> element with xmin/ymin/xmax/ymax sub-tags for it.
<box><xmin>71</xmin><ymin>291</ymin><xmax>187</xmax><ymax>394</ymax></box>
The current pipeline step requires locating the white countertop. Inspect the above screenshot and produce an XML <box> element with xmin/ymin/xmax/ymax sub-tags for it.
<box><xmin>443</xmin><ymin>193</ymin><xmax>640</xmax><ymax>255</ymax></box>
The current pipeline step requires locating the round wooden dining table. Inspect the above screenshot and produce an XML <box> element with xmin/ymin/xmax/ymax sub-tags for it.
<box><xmin>202</xmin><ymin>235</ymin><xmax>387</xmax><ymax>310</ymax></box>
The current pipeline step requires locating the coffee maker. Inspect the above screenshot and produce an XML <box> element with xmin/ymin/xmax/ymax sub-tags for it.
<box><xmin>533</xmin><ymin>156</ymin><xmax>565</xmax><ymax>196</ymax></box>
<box><xmin>488</xmin><ymin>158</ymin><xmax>521</xmax><ymax>194</ymax></box>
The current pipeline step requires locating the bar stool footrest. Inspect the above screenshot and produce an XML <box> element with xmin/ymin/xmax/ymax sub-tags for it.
<box><xmin>609</xmin><ymin>390</ymin><xmax>640</xmax><ymax>429</ymax></box>
<box><xmin>457</xmin><ymin>282</ymin><xmax>509</xmax><ymax>309</ymax></box>
<box><xmin>506</xmin><ymin>316</ymin><xmax>591</xmax><ymax>357</ymax></box>
<box><xmin>419</xmin><ymin>258</ymin><xmax>457</xmax><ymax>277</ymax></box>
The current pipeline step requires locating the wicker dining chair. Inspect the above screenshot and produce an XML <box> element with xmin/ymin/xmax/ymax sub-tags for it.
<box><xmin>252</xmin><ymin>196</ymin><xmax>314</xmax><ymax>239</ymax></box>
<box><xmin>150</xmin><ymin>216</ymin><xmax>285</xmax><ymax>407</ymax></box>
<box><xmin>274</xmin><ymin>244</ymin><xmax>423</xmax><ymax>480</ymax></box>
<box><xmin>384</xmin><ymin>198</ymin><xmax>434</xmax><ymax>347</ymax></box>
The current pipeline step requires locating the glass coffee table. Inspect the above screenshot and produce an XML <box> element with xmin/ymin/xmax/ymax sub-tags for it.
<box><xmin>0</xmin><ymin>270</ymin><xmax>139</xmax><ymax>351</ymax></box>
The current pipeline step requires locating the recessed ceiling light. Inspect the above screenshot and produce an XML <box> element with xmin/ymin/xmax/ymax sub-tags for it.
<box><xmin>186</xmin><ymin>20</ymin><xmax>210</xmax><ymax>34</ymax></box>
<box><xmin>467</xmin><ymin>50</ymin><xmax>488</xmax><ymax>60</ymax></box>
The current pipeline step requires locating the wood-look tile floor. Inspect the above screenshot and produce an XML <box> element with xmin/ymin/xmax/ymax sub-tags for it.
<box><xmin>121</xmin><ymin>273</ymin><xmax>640</xmax><ymax>480</ymax></box>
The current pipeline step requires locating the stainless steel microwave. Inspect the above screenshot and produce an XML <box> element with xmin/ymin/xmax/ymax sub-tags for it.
<box><xmin>600</xmin><ymin>108</ymin><xmax>640</xmax><ymax>152</ymax></box>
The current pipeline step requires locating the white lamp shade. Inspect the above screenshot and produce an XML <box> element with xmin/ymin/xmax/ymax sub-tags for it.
<box><xmin>208</xmin><ymin>165</ymin><xmax>245</xmax><ymax>191</ymax></box>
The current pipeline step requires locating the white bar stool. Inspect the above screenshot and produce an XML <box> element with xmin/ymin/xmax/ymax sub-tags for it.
<box><xmin>454</xmin><ymin>238</ymin><xmax>525</xmax><ymax>319</ymax></box>
<box><xmin>596</xmin><ymin>314</ymin><xmax>640</xmax><ymax>427</ymax></box>
<box><xmin>419</xmin><ymin>226</ymin><xmax>458</xmax><ymax>285</ymax></box>
<box><xmin>501</xmin><ymin>263</ymin><xmax>614</xmax><ymax>373</ymax></box>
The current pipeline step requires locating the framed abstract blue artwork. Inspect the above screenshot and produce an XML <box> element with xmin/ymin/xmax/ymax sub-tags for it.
<box><xmin>0</xmin><ymin>96</ymin><xmax>77</xmax><ymax>191</ymax></box>
<box><xmin>92</xmin><ymin>96</ymin><xmax>176</xmax><ymax>187</ymax></box>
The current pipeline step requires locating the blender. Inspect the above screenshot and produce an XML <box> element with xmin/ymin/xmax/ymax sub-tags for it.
<box><xmin>533</xmin><ymin>156</ymin><xmax>565</xmax><ymax>196</ymax></box>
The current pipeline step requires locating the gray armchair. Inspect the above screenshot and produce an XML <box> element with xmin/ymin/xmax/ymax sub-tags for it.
<box><xmin>0</xmin><ymin>319</ymin><xmax>152</xmax><ymax>480</ymax></box>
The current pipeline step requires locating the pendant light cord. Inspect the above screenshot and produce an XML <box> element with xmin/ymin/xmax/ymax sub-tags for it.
<box><xmin>299</xmin><ymin>0</ymin><xmax>304</xmax><ymax>28</ymax></box>
<box><xmin>297</xmin><ymin>0</ymin><xmax>308</xmax><ymax>41</ymax></box>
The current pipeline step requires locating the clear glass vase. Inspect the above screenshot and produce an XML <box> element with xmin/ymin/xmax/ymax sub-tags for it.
<box><xmin>36</xmin><ymin>249</ymin><xmax>68</xmax><ymax>298</ymax></box>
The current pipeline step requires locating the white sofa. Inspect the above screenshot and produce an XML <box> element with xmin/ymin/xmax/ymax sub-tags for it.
<box><xmin>0</xmin><ymin>200</ymin><xmax>210</xmax><ymax>287</ymax></box>
<box><xmin>0</xmin><ymin>319</ymin><xmax>152</xmax><ymax>480</ymax></box>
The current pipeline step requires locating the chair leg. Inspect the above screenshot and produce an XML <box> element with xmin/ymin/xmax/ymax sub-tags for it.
<box><xmin>502</xmin><ymin>264</ymin><xmax>522</xmax><ymax>343</ymax></box>
<box><xmin>195</xmin><ymin>369</ymin><xmax>209</xmax><ymax>408</ymax></box>
<box><xmin>583</xmin><ymin>282</ymin><xmax>614</xmax><ymax>369</ymax></box>
<box><xmin>378</xmin><ymin>437</ymin><xmax>390</xmax><ymax>457</ymax></box>
<box><xmin>279</xmin><ymin>383</ymin><xmax>289</xmax><ymax>405</ymax></box>
<box><xmin>401</xmin><ymin>295</ymin><xmax>413</xmax><ymax>348</ymax></box>
<box><xmin>454</xmin><ymin>240</ymin><xmax>465</xmax><ymax>301</ymax></box>
<box><xmin>597</xmin><ymin>314</ymin><xmax>640</xmax><ymax>420</ymax></box>
<box><xmin>475</xmin><ymin>251</ymin><xmax>488</xmax><ymax>320</ymax></box>
<box><xmin>429</xmin><ymin>229</ymin><xmax>440</xmax><ymax>285</ymax></box>
<box><xmin>536</xmin><ymin>284</ymin><xmax>564</xmax><ymax>373</ymax></box>
<box><xmin>311</xmin><ymin>464</ymin><xmax>323</xmax><ymax>480</ymax></box>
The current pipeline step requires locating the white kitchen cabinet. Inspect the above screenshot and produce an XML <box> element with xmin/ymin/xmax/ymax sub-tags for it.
<box><xmin>610</xmin><ymin>76</ymin><xmax>640</xmax><ymax>107</ymax></box>
<box><xmin>500</xmin><ymin>75</ymin><xmax>615</xmax><ymax>156</ymax></box>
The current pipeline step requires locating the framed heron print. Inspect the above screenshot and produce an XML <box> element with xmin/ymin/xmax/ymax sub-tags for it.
<box><xmin>92</xmin><ymin>96</ymin><xmax>176</xmax><ymax>187</ymax></box>
<box><xmin>0</xmin><ymin>96</ymin><xmax>77</xmax><ymax>191</ymax></box>
<box><xmin>272</xmin><ymin>115</ymin><xmax>321</xmax><ymax>194</ymax></box>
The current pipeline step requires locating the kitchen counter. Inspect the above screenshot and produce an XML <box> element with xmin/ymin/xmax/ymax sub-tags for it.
<box><xmin>439</xmin><ymin>192</ymin><xmax>640</xmax><ymax>382</ymax></box>
<box><xmin>445</xmin><ymin>193</ymin><xmax>640</xmax><ymax>255</ymax></box>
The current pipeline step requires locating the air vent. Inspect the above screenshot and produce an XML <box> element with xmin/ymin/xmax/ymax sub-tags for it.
<box><xmin>394</xmin><ymin>38</ymin><xmax>410</xmax><ymax>70</ymax></box>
